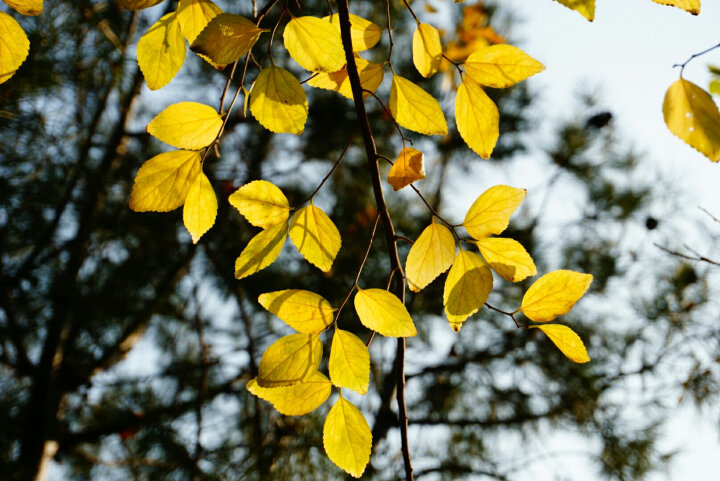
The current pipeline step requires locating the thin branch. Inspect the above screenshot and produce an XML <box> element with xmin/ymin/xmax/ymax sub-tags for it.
<box><xmin>673</xmin><ymin>42</ymin><xmax>720</xmax><ymax>76</ymax></box>
<box><xmin>485</xmin><ymin>302</ymin><xmax>522</xmax><ymax>328</ymax></box>
<box><xmin>654</xmin><ymin>243</ymin><xmax>720</xmax><ymax>267</ymax></box>
<box><xmin>364</xmin><ymin>88</ymin><xmax>412</xmax><ymax>145</ymax></box>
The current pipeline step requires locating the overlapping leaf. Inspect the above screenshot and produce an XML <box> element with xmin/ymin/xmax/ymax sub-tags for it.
<box><xmin>455</xmin><ymin>77</ymin><xmax>499</xmax><ymax>158</ymax></box>
<box><xmin>405</xmin><ymin>220</ymin><xmax>455</xmax><ymax>292</ymax></box>
<box><xmin>176</xmin><ymin>0</ymin><xmax>222</xmax><ymax>43</ymax></box>
<box><xmin>324</xmin><ymin>396</ymin><xmax>372</xmax><ymax>478</ymax></box>
<box><xmin>521</xmin><ymin>270</ymin><xmax>593</xmax><ymax>322</ymax></box>
<box><xmin>475</xmin><ymin>237</ymin><xmax>536</xmax><ymax>282</ymax></box>
<box><xmin>234</xmin><ymin>222</ymin><xmax>287</xmax><ymax>279</ymax></box>
<box><xmin>129</xmin><ymin>150</ymin><xmax>201</xmax><ymax>212</ymax></box>
<box><xmin>137</xmin><ymin>13</ymin><xmax>186</xmax><ymax>90</ymax></box>
<box><xmin>289</xmin><ymin>204</ymin><xmax>341</xmax><ymax>272</ymax></box>
<box><xmin>247</xmin><ymin>371</ymin><xmax>332</xmax><ymax>415</ymax></box>
<box><xmin>329</xmin><ymin>329</ymin><xmax>370</xmax><ymax>394</ymax></box>
<box><xmin>354</xmin><ymin>288</ymin><xmax>416</xmax><ymax>337</ymax></box>
<box><xmin>190</xmin><ymin>14</ymin><xmax>264</xmax><ymax>67</ymax></box>
<box><xmin>258</xmin><ymin>290</ymin><xmax>335</xmax><ymax>334</ymax></box>
<box><xmin>250</xmin><ymin>65</ymin><xmax>308</xmax><ymax>135</ymax></box>
<box><xmin>183</xmin><ymin>171</ymin><xmax>217</xmax><ymax>243</ymax></box>
<box><xmin>532</xmin><ymin>324</ymin><xmax>590</xmax><ymax>363</ymax></box>
<box><xmin>326</xmin><ymin>13</ymin><xmax>382</xmax><ymax>51</ymax></box>
<box><xmin>257</xmin><ymin>333</ymin><xmax>322</xmax><ymax>387</ymax></box>
<box><xmin>443</xmin><ymin>249</ymin><xmax>493</xmax><ymax>330</ymax></box>
<box><xmin>413</xmin><ymin>23</ymin><xmax>442</xmax><ymax>78</ymax></box>
<box><xmin>147</xmin><ymin>102</ymin><xmax>222</xmax><ymax>150</ymax></box>
<box><xmin>284</xmin><ymin>16</ymin><xmax>345</xmax><ymax>73</ymax></box>
<box><xmin>389</xmin><ymin>75</ymin><xmax>448</xmax><ymax>136</ymax></box>
<box><xmin>228</xmin><ymin>180</ymin><xmax>290</xmax><ymax>228</ymax></box>
<box><xmin>308</xmin><ymin>56</ymin><xmax>384</xmax><ymax>99</ymax></box>
<box><xmin>463</xmin><ymin>185</ymin><xmax>526</xmax><ymax>239</ymax></box>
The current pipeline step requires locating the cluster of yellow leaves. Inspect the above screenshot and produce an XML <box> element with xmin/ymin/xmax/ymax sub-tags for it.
<box><xmin>553</xmin><ymin>0</ymin><xmax>699</xmax><ymax>21</ymax></box>
<box><xmin>0</xmin><ymin>0</ymin><xmax>42</xmax><ymax>84</ymax></box>
<box><xmin>228</xmin><ymin>180</ymin><xmax>341</xmax><ymax>278</ymax></box>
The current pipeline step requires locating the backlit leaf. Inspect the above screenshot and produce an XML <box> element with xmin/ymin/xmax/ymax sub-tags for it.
<box><xmin>463</xmin><ymin>185</ymin><xmax>526</xmax><ymax>240</ymax></box>
<box><xmin>651</xmin><ymin>0</ymin><xmax>700</xmax><ymax>15</ymax></box>
<box><xmin>250</xmin><ymin>65</ymin><xmax>308</xmax><ymax>135</ymax></box>
<box><xmin>475</xmin><ymin>237</ymin><xmax>536</xmax><ymax>282</ymax></box>
<box><xmin>228</xmin><ymin>180</ymin><xmax>290</xmax><ymax>228</ymax></box>
<box><xmin>118</xmin><ymin>0</ymin><xmax>164</xmax><ymax>9</ymax></box>
<box><xmin>190</xmin><ymin>13</ymin><xmax>264</xmax><ymax>67</ymax></box>
<box><xmin>129</xmin><ymin>150</ymin><xmax>200</xmax><ymax>212</ymax></box>
<box><xmin>390</xmin><ymin>75</ymin><xmax>448</xmax><ymax>136</ymax></box>
<box><xmin>464</xmin><ymin>44</ymin><xmax>545</xmax><ymax>88</ymax></box>
<box><xmin>443</xmin><ymin>249</ymin><xmax>493</xmax><ymax>330</ymax></box>
<box><xmin>3</xmin><ymin>0</ymin><xmax>43</xmax><ymax>15</ymax></box>
<box><xmin>176</xmin><ymin>0</ymin><xmax>222</xmax><ymax>43</ymax></box>
<box><xmin>521</xmin><ymin>270</ymin><xmax>593</xmax><ymax>322</ymax></box>
<box><xmin>257</xmin><ymin>333</ymin><xmax>322</xmax><ymax>387</ymax></box>
<box><xmin>326</xmin><ymin>13</ymin><xmax>382</xmax><ymax>52</ymax></box>
<box><xmin>406</xmin><ymin>220</ymin><xmax>455</xmax><ymax>292</ymax></box>
<box><xmin>289</xmin><ymin>204</ymin><xmax>341</xmax><ymax>272</ymax></box>
<box><xmin>354</xmin><ymin>288</ymin><xmax>416</xmax><ymax>337</ymax></box>
<box><xmin>258</xmin><ymin>289</ymin><xmax>335</xmax><ymax>334</ymax></box>
<box><xmin>532</xmin><ymin>324</ymin><xmax>590</xmax><ymax>363</ymax></box>
<box><xmin>137</xmin><ymin>13</ymin><xmax>186</xmax><ymax>90</ymax></box>
<box><xmin>0</xmin><ymin>12</ymin><xmax>29</xmax><ymax>85</ymax></box>
<box><xmin>247</xmin><ymin>371</ymin><xmax>331</xmax><ymax>415</ymax></box>
<box><xmin>182</xmin><ymin>171</ymin><xmax>217</xmax><ymax>243</ymax></box>
<box><xmin>283</xmin><ymin>16</ymin><xmax>345</xmax><ymax>73</ymax></box>
<box><xmin>234</xmin><ymin>222</ymin><xmax>287</xmax><ymax>280</ymax></box>
<box><xmin>387</xmin><ymin>147</ymin><xmax>426</xmax><ymax>191</ymax></box>
<box><xmin>663</xmin><ymin>78</ymin><xmax>720</xmax><ymax>162</ymax></box>
<box><xmin>324</xmin><ymin>396</ymin><xmax>372</xmax><ymax>478</ymax></box>
<box><xmin>553</xmin><ymin>0</ymin><xmax>595</xmax><ymax>21</ymax></box>
<box><xmin>455</xmin><ymin>77</ymin><xmax>499</xmax><ymax>158</ymax></box>
<box><xmin>147</xmin><ymin>102</ymin><xmax>222</xmax><ymax>150</ymax></box>
<box><xmin>329</xmin><ymin>329</ymin><xmax>370</xmax><ymax>394</ymax></box>
<box><xmin>413</xmin><ymin>23</ymin><xmax>442</xmax><ymax>78</ymax></box>
<box><xmin>308</xmin><ymin>56</ymin><xmax>384</xmax><ymax>100</ymax></box>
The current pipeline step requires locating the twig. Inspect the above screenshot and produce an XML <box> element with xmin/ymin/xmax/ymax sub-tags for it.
<box><xmin>654</xmin><ymin>242</ymin><xmax>720</xmax><ymax>267</ymax></box>
<box><xmin>673</xmin><ymin>41</ymin><xmax>720</xmax><ymax>76</ymax></box>
<box><xmin>485</xmin><ymin>302</ymin><xmax>522</xmax><ymax>328</ymax></box>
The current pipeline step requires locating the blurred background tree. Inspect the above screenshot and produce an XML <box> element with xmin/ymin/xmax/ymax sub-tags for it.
<box><xmin>1</xmin><ymin>1</ymin><xmax>718</xmax><ymax>480</ymax></box>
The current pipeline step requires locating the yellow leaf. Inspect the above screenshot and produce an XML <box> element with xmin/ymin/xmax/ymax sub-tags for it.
<box><xmin>663</xmin><ymin>78</ymin><xmax>720</xmax><ymax>162</ymax></box>
<box><xmin>228</xmin><ymin>180</ymin><xmax>290</xmax><ymax>228</ymax></box>
<box><xmin>146</xmin><ymin>102</ymin><xmax>222</xmax><ymax>150</ymax></box>
<box><xmin>651</xmin><ymin>0</ymin><xmax>700</xmax><ymax>15</ymax></box>
<box><xmin>389</xmin><ymin>75</ymin><xmax>448</xmax><ymax>136</ymax></box>
<box><xmin>247</xmin><ymin>371</ymin><xmax>332</xmax><ymax>415</ymax></box>
<box><xmin>190</xmin><ymin>13</ymin><xmax>264</xmax><ymax>67</ymax></box>
<box><xmin>455</xmin><ymin>77</ymin><xmax>499</xmax><ymax>158</ymax></box>
<box><xmin>413</xmin><ymin>23</ymin><xmax>442</xmax><ymax>78</ymax></box>
<box><xmin>289</xmin><ymin>204</ymin><xmax>341</xmax><ymax>272</ymax></box>
<box><xmin>250</xmin><ymin>65</ymin><xmax>308</xmax><ymax>135</ymax></box>
<box><xmin>405</xmin><ymin>220</ymin><xmax>455</xmax><ymax>292</ymax></box>
<box><xmin>0</xmin><ymin>12</ymin><xmax>29</xmax><ymax>85</ymax></box>
<box><xmin>387</xmin><ymin>147</ymin><xmax>426</xmax><ymax>191</ymax></box>
<box><xmin>257</xmin><ymin>333</ymin><xmax>322</xmax><ymax>387</ymax></box>
<box><xmin>325</xmin><ymin>13</ymin><xmax>382</xmax><ymax>52</ymax></box>
<box><xmin>521</xmin><ymin>270</ymin><xmax>593</xmax><ymax>322</ymax></box>
<box><xmin>3</xmin><ymin>0</ymin><xmax>43</xmax><ymax>15</ymax></box>
<box><xmin>532</xmin><ymin>324</ymin><xmax>590</xmax><ymax>363</ymax></box>
<box><xmin>129</xmin><ymin>150</ymin><xmax>200</xmax><ymax>212</ymax></box>
<box><xmin>553</xmin><ymin>0</ymin><xmax>595</xmax><ymax>21</ymax></box>
<box><xmin>137</xmin><ymin>13</ymin><xmax>186</xmax><ymax>91</ymax></box>
<box><xmin>353</xmin><ymin>288</ymin><xmax>416</xmax><ymax>337</ymax></box>
<box><xmin>475</xmin><ymin>237</ymin><xmax>536</xmax><ymax>282</ymax></box>
<box><xmin>283</xmin><ymin>16</ymin><xmax>345</xmax><ymax>73</ymax></box>
<box><xmin>324</xmin><ymin>396</ymin><xmax>372</xmax><ymax>478</ymax></box>
<box><xmin>307</xmin><ymin>56</ymin><xmax>384</xmax><ymax>100</ymax></box>
<box><xmin>176</xmin><ymin>0</ymin><xmax>222</xmax><ymax>43</ymax></box>
<box><xmin>463</xmin><ymin>184</ymin><xmax>526</xmax><ymax>240</ymax></box>
<box><xmin>329</xmin><ymin>329</ymin><xmax>370</xmax><ymax>394</ymax></box>
<box><xmin>117</xmin><ymin>0</ymin><xmax>164</xmax><ymax>9</ymax></box>
<box><xmin>234</xmin><ymin>222</ymin><xmax>287</xmax><ymax>280</ymax></box>
<box><xmin>443</xmin><ymin>249</ymin><xmax>493</xmax><ymax>330</ymax></box>
<box><xmin>464</xmin><ymin>44</ymin><xmax>545</xmax><ymax>88</ymax></box>
<box><xmin>183</xmin><ymin>171</ymin><xmax>217</xmax><ymax>243</ymax></box>
<box><xmin>258</xmin><ymin>289</ymin><xmax>335</xmax><ymax>334</ymax></box>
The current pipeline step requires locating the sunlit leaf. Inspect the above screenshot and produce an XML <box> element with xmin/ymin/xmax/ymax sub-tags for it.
<box><xmin>118</xmin><ymin>0</ymin><xmax>164</xmax><ymax>9</ymax></box>
<box><xmin>329</xmin><ymin>329</ymin><xmax>370</xmax><ymax>394</ymax></box>
<box><xmin>521</xmin><ymin>270</ymin><xmax>593</xmax><ymax>322</ymax></box>
<box><xmin>250</xmin><ymin>65</ymin><xmax>308</xmax><ymax>135</ymax></box>
<box><xmin>413</xmin><ymin>23</ymin><xmax>442</xmax><ymax>78</ymax></box>
<box><xmin>284</xmin><ymin>16</ymin><xmax>345</xmax><ymax>73</ymax></box>
<box><xmin>146</xmin><ymin>102</ymin><xmax>222</xmax><ymax>150</ymax></box>
<box><xmin>443</xmin><ymin>249</ymin><xmax>493</xmax><ymax>330</ymax></box>
<box><xmin>257</xmin><ymin>333</ymin><xmax>322</xmax><ymax>387</ymax></box>
<box><xmin>455</xmin><ymin>77</ymin><xmax>499</xmax><ymax>158</ymax></box>
<box><xmin>324</xmin><ymin>396</ymin><xmax>372</xmax><ymax>478</ymax></box>
<box><xmin>289</xmin><ymin>204</ymin><xmax>341</xmax><ymax>272</ymax></box>
<box><xmin>258</xmin><ymin>289</ymin><xmax>335</xmax><ymax>334</ymax></box>
<box><xmin>0</xmin><ymin>12</ymin><xmax>30</xmax><ymax>85</ymax></box>
<box><xmin>532</xmin><ymin>324</ymin><xmax>590</xmax><ymax>363</ymax></box>
<box><xmin>663</xmin><ymin>78</ymin><xmax>720</xmax><ymax>162</ymax></box>
<box><xmin>464</xmin><ymin>44</ymin><xmax>545</xmax><ymax>88</ymax></box>
<box><xmin>234</xmin><ymin>222</ymin><xmax>287</xmax><ymax>280</ymax></box>
<box><xmin>651</xmin><ymin>0</ymin><xmax>700</xmax><ymax>15</ymax></box>
<box><xmin>3</xmin><ymin>0</ymin><xmax>43</xmax><ymax>15</ymax></box>
<box><xmin>183</xmin><ymin>171</ymin><xmax>217</xmax><ymax>243</ymax></box>
<box><xmin>325</xmin><ymin>13</ymin><xmax>382</xmax><ymax>52</ymax></box>
<box><xmin>389</xmin><ymin>75</ymin><xmax>448</xmax><ymax>136</ymax></box>
<box><xmin>387</xmin><ymin>147</ymin><xmax>426</xmax><ymax>191</ymax></box>
<box><xmin>463</xmin><ymin>184</ymin><xmax>526</xmax><ymax>240</ymax></box>
<box><xmin>247</xmin><ymin>371</ymin><xmax>332</xmax><ymax>415</ymax></box>
<box><xmin>176</xmin><ymin>0</ymin><xmax>222</xmax><ymax>43</ymax></box>
<box><xmin>137</xmin><ymin>13</ymin><xmax>186</xmax><ymax>90</ymax></box>
<box><xmin>552</xmin><ymin>0</ymin><xmax>595</xmax><ymax>21</ymax></box>
<box><xmin>129</xmin><ymin>150</ymin><xmax>200</xmax><ymax>212</ymax></box>
<box><xmin>405</xmin><ymin>220</ymin><xmax>455</xmax><ymax>292</ymax></box>
<box><xmin>475</xmin><ymin>237</ymin><xmax>536</xmax><ymax>282</ymax></box>
<box><xmin>228</xmin><ymin>180</ymin><xmax>290</xmax><ymax>228</ymax></box>
<box><xmin>353</xmin><ymin>288</ymin><xmax>416</xmax><ymax>337</ymax></box>
<box><xmin>190</xmin><ymin>13</ymin><xmax>264</xmax><ymax>67</ymax></box>
<box><xmin>307</xmin><ymin>56</ymin><xmax>384</xmax><ymax>100</ymax></box>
